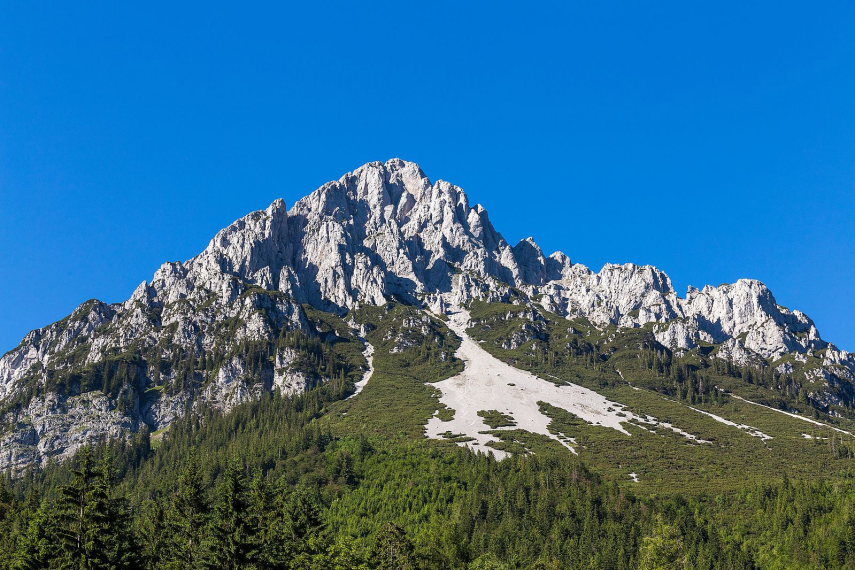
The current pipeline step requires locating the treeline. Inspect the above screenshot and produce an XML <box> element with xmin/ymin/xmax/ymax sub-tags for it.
<box><xmin>634</xmin><ymin>346</ymin><xmax>850</xmax><ymax>418</ymax></box>
<box><xmin>2</xmin><ymin>385</ymin><xmax>855</xmax><ymax>568</ymax></box>
<box><xmin>5</xmin><ymin>437</ymin><xmax>855</xmax><ymax>568</ymax></box>
<box><xmin>4</xmin><ymin>299</ymin><xmax>855</xmax><ymax>569</ymax></box>
<box><xmin>0</xmin><ymin>443</ymin><xmax>718</xmax><ymax>570</ymax></box>
<box><xmin>0</xmin><ymin>449</ymin><xmax>381</xmax><ymax>570</ymax></box>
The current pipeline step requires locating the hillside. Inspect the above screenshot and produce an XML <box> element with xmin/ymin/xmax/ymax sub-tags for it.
<box><xmin>2</xmin><ymin>159</ymin><xmax>854</xmax><ymax>474</ymax></box>
<box><xmin>2</xmin><ymin>159</ymin><xmax>855</xmax><ymax>568</ymax></box>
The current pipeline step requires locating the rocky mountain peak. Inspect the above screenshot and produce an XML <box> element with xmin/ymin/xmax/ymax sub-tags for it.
<box><xmin>6</xmin><ymin>158</ymin><xmax>849</xmax><ymax>369</ymax></box>
<box><xmin>2</xmin><ymin>158</ymin><xmax>854</xmax><ymax>473</ymax></box>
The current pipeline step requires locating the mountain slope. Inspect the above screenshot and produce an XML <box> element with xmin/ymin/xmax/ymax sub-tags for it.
<box><xmin>2</xmin><ymin>158</ymin><xmax>854</xmax><ymax>475</ymax></box>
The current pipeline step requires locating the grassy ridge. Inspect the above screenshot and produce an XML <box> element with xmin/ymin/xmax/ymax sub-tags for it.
<box><xmin>463</xmin><ymin>300</ymin><xmax>855</xmax><ymax>494</ymax></box>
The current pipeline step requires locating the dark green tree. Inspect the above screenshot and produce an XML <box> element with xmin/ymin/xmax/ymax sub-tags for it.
<box><xmin>137</xmin><ymin>500</ymin><xmax>168</xmax><ymax>570</ymax></box>
<box><xmin>54</xmin><ymin>449</ymin><xmax>99</xmax><ymax>569</ymax></box>
<box><xmin>265</xmin><ymin>482</ymin><xmax>329</xmax><ymax>569</ymax></box>
<box><xmin>164</xmin><ymin>454</ymin><xmax>209</xmax><ymax>570</ymax></box>
<box><xmin>202</xmin><ymin>459</ymin><xmax>257</xmax><ymax>570</ymax></box>
<box><xmin>373</xmin><ymin>522</ymin><xmax>415</xmax><ymax>570</ymax></box>
<box><xmin>54</xmin><ymin>450</ymin><xmax>139</xmax><ymax>570</ymax></box>
<box><xmin>12</xmin><ymin>498</ymin><xmax>61</xmax><ymax>570</ymax></box>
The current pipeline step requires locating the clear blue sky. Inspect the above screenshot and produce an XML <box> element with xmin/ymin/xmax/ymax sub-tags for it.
<box><xmin>1</xmin><ymin>2</ymin><xmax>854</xmax><ymax>353</ymax></box>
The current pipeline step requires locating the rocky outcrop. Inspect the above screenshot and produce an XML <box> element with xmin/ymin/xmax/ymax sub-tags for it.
<box><xmin>0</xmin><ymin>391</ymin><xmax>135</xmax><ymax>472</ymax></box>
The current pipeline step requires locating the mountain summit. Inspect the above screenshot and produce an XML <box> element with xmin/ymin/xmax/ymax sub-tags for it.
<box><xmin>1</xmin><ymin>159</ymin><xmax>853</xmax><ymax>472</ymax></box>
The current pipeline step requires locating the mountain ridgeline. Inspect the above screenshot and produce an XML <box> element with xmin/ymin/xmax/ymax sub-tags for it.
<box><xmin>4</xmin><ymin>159</ymin><xmax>855</xmax><ymax>569</ymax></box>
<box><xmin>2</xmin><ymin>158</ymin><xmax>854</xmax><ymax>473</ymax></box>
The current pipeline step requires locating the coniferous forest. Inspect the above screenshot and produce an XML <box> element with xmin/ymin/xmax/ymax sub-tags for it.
<box><xmin>3</xmin><ymin>381</ymin><xmax>855</xmax><ymax>570</ymax></box>
<box><xmin>4</xmin><ymin>301</ymin><xmax>855</xmax><ymax>569</ymax></box>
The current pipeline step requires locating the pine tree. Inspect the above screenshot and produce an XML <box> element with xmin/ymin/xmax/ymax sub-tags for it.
<box><xmin>53</xmin><ymin>450</ymin><xmax>139</xmax><ymax>570</ymax></box>
<box><xmin>373</xmin><ymin>522</ymin><xmax>415</xmax><ymax>570</ymax></box>
<box><xmin>138</xmin><ymin>500</ymin><xmax>168</xmax><ymax>570</ymax></box>
<box><xmin>202</xmin><ymin>459</ymin><xmax>257</xmax><ymax>570</ymax></box>
<box><xmin>55</xmin><ymin>449</ymin><xmax>98</xmax><ymax>568</ymax></box>
<box><xmin>85</xmin><ymin>457</ymin><xmax>138</xmax><ymax>569</ymax></box>
<box><xmin>0</xmin><ymin>479</ymin><xmax>15</xmax><ymax>569</ymax></box>
<box><xmin>12</xmin><ymin>499</ymin><xmax>60</xmax><ymax>570</ymax></box>
<box><xmin>264</xmin><ymin>482</ymin><xmax>329</xmax><ymax>570</ymax></box>
<box><xmin>246</xmin><ymin>470</ymin><xmax>269</xmax><ymax>567</ymax></box>
<box><xmin>164</xmin><ymin>454</ymin><xmax>209</xmax><ymax>570</ymax></box>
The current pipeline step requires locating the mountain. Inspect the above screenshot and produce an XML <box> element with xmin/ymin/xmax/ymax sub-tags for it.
<box><xmin>2</xmin><ymin>158</ymin><xmax>855</xmax><ymax>476</ymax></box>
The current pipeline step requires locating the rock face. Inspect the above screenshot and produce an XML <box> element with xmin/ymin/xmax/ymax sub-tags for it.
<box><xmin>2</xmin><ymin>158</ymin><xmax>854</xmax><ymax>472</ymax></box>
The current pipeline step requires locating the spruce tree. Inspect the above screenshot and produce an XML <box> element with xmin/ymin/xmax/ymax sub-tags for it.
<box><xmin>164</xmin><ymin>454</ymin><xmax>209</xmax><ymax>570</ymax></box>
<box><xmin>55</xmin><ymin>449</ymin><xmax>98</xmax><ymax>568</ymax></box>
<box><xmin>85</xmin><ymin>457</ymin><xmax>139</xmax><ymax>570</ymax></box>
<box><xmin>373</xmin><ymin>522</ymin><xmax>415</xmax><ymax>570</ymax></box>
<box><xmin>137</xmin><ymin>501</ymin><xmax>168</xmax><ymax>570</ymax></box>
<box><xmin>264</xmin><ymin>482</ymin><xmax>328</xmax><ymax>570</ymax></box>
<box><xmin>246</xmin><ymin>470</ymin><xmax>269</xmax><ymax>567</ymax></box>
<box><xmin>202</xmin><ymin>459</ymin><xmax>257</xmax><ymax>570</ymax></box>
<box><xmin>53</xmin><ymin>450</ymin><xmax>139</xmax><ymax>570</ymax></box>
<box><xmin>12</xmin><ymin>499</ymin><xmax>61</xmax><ymax>570</ymax></box>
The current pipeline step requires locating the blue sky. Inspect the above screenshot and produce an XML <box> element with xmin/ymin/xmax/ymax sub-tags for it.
<box><xmin>1</xmin><ymin>1</ymin><xmax>854</xmax><ymax>352</ymax></box>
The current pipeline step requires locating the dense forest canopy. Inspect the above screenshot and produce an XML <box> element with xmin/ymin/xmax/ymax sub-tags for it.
<box><xmin>2</xmin><ymin>385</ymin><xmax>855</xmax><ymax>569</ymax></box>
<box><xmin>3</xmin><ymin>301</ymin><xmax>855</xmax><ymax>569</ymax></box>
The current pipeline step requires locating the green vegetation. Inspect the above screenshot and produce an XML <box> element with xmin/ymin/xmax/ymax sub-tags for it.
<box><xmin>4</xmin><ymin>383</ymin><xmax>855</xmax><ymax>568</ymax></box>
<box><xmin>477</xmin><ymin>410</ymin><xmax>516</xmax><ymax>428</ymax></box>
<box><xmin>326</xmin><ymin>303</ymin><xmax>462</xmax><ymax>442</ymax></box>
<box><xmin>464</xmin><ymin>300</ymin><xmax>855</xmax><ymax>493</ymax></box>
<box><xmin>3</xmin><ymin>300</ymin><xmax>855</xmax><ymax>568</ymax></box>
